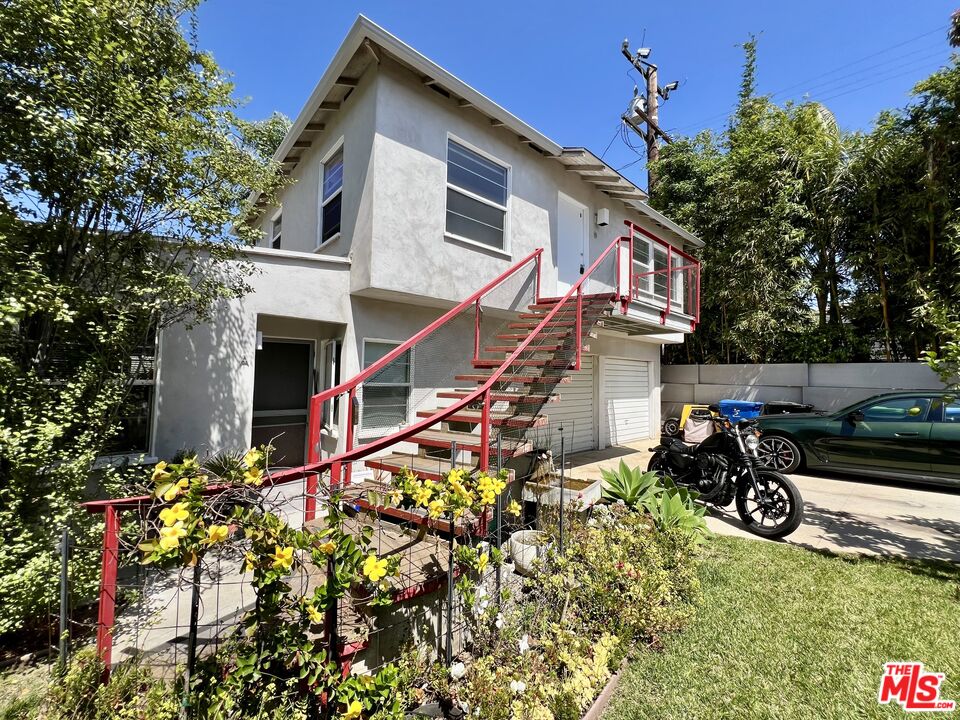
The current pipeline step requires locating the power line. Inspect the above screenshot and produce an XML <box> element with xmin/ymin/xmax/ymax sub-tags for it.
<box><xmin>670</xmin><ymin>23</ymin><xmax>949</xmax><ymax>134</ymax></box>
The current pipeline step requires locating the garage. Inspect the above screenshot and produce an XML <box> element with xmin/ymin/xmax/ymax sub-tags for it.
<box><xmin>601</xmin><ymin>358</ymin><xmax>651</xmax><ymax>446</ymax></box>
<box><xmin>540</xmin><ymin>355</ymin><xmax>596</xmax><ymax>454</ymax></box>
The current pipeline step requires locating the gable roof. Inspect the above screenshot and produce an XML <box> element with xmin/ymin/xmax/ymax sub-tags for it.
<box><xmin>258</xmin><ymin>15</ymin><xmax>702</xmax><ymax>248</ymax></box>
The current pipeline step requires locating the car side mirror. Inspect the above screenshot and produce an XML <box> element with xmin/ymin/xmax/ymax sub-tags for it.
<box><xmin>848</xmin><ymin>410</ymin><xmax>864</xmax><ymax>424</ymax></box>
<box><xmin>707</xmin><ymin>403</ymin><xmax>720</xmax><ymax>413</ymax></box>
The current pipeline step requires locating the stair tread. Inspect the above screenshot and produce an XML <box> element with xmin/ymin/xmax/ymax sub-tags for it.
<box><xmin>496</xmin><ymin>332</ymin><xmax>569</xmax><ymax>340</ymax></box>
<box><xmin>410</xmin><ymin>428</ymin><xmax>531</xmax><ymax>452</ymax></box>
<box><xmin>438</xmin><ymin>389</ymin><xmax>558</xmax><ymax>403</ymax></box>
<box><xmin>365</xmin><ymin>452</ymin><xmax>475</xmax><ymax>479</ymax></box>
<box><xmin>455</xmin><ymin>372</ymin><xmax>572</xmax><ymax>385</ymax></box>
<box><xmin>417</xmin><ymin>408</ymin><xmax>545</xmax><ymax>427</ymax></box>
<box><xmin>508</xmin><ymin>320</ymin><xmax>576</xmax><ymax>329</ymax></box>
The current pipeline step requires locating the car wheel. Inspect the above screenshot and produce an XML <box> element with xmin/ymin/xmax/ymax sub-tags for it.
<box><xmin>757</xmin><ymin>435</ymin><xmax>803</xmax><ymax>474</ymax></box>
<box><xmin>662</xmin><ymin>417</ymin><xmax>681</xmax><ymax>436</ymax></box>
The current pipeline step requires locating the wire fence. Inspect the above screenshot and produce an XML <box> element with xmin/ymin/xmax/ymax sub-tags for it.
<box><xmin>64</xmin><ymin>245</ymin><xmax>624</xmax><ymax>715</ymax></box>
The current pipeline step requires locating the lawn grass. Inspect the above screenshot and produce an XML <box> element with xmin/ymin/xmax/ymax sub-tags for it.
<box><xmin>604</xmin><ymin>535</ymin><xmax>960</xmax><ymax>720</ymax></box>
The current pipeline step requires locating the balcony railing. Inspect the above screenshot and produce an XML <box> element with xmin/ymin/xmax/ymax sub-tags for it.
<box><xmin>623</xmin><ymin>220</ymin><xmax>700</xmax><ymax>328</ymax></box>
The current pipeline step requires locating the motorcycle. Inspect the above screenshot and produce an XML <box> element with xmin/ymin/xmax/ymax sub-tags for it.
<box><xmin>647</xmin><ymin>409</ymin><xmax>804</xmax><ymax>539</ymax></box>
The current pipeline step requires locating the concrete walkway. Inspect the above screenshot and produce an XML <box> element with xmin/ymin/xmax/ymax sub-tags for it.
<box><xmin>565</xmin><ymin>442</ymin><xmax>960</xmax><ymax>564</ymax></box>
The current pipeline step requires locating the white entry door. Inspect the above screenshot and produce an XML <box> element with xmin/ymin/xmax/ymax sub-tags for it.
<box><xmin>601</xmin><ymin>358</ymin><xmax>651</xmax><ymax>447</ymax></box>
<box><xmin>557</xmin><ymin>193</ymin><xmax>587</xmax><ymax>294</ymax></box>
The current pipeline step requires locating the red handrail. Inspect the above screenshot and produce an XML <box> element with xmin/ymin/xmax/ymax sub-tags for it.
<box><xmin>309</xmin><ymin>248</ymin><xmax>544</xmax><ymax>410</ymax></box>
<box><xmin>266</xmin><ymin>234</ymin><xmax>631</xmax><ymax>484</ymax></box>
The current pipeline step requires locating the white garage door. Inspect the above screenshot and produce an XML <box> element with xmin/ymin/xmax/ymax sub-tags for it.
<box><xmin>540</xmin><ymin>355</ymin><xmax>596</xmax><ymax>454</ymax></box>
<box><xmin>602</xmin><ymin>358</ymin><xmax>651</xmax><ymax>446</ymax></box>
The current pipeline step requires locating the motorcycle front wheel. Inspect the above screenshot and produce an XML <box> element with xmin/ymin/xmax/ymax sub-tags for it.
<box><xmin>735</xmin><ymin>470</ymin><xmax>804</xmax><ymax>539</ymax></box>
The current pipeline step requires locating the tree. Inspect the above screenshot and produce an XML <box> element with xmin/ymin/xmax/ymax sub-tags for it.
<box><xmin>0</xmin><ymin>0</ymin><xmax>284</xmax><ymax>634</ymax></box>
<box><xmin>652</xmin><ymin>37</ymin><xmax>812</xmax><ymax>363</ymax></box>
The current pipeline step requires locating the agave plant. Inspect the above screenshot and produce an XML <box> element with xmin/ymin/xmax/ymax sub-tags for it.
<box><xmin>645</xmin><ymin>477</ymin><xmax>711</xmax><ymax>543</ymax></box>
<box><xmin>600</xmin><ymin>461</ymin><xmax>662</xmax><ymax>509</ymax></box>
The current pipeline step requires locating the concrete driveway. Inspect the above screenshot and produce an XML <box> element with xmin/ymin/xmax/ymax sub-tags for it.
<box><xmin>565</xmin><ymin>442</ymin><xmax>960</xmax><ymax>564</ymax></box>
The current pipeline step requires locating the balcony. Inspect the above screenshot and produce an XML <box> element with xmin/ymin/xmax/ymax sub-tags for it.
<box><xmin>617</xmin><ymin>221</ymin><xmax>701</xmax><ymax>333</ymax></box>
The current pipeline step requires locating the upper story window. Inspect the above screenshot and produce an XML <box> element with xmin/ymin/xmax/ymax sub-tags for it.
<box><xmin>445</xmin><ymin>139</ymin><xmax>509</xmax><ymax>251</ymax></box>
<box><xmin>320</xmin><ymin>146</ymin><xmax>343</xmax><ymax>247</ymax></box>
<box><xmin>270</xmin><ymin>212</ymin><xmax>282</xmax><ymax>249</ymax></box>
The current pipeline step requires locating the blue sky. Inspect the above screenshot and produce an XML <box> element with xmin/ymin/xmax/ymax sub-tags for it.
<box><xmin>196</xmin><ymin>1</ymin><xmax>956</xmax><ymax>187</ymax></box>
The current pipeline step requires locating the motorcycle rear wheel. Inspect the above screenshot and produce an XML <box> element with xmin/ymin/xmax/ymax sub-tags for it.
<box><xmin>735</xmin><ymin>470</ymin><xmax>804</xmax><ymax>539</ymax></box>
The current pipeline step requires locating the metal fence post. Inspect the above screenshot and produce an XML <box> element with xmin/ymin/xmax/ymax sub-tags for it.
<box><xmin>495</xmin><ymin>434</ymin><xmax>502</xmax><ymax>605</ymax></box>
<box><xmin>58</xmin><ymin>526</ymin><xmax>70</xmax><ymax>670</ymax></box>
<box><xmin>445</xmin><ymin>441</ymin><xmax>457</xmax><ymax>666</ymax></box>
<box><xmin>559</xmin><ymin>427</ymin><xmax>565</xmax><ymax>554</ymax></box>
<box><xmin>181</xmin><ymin>560</ymin><xmax>203</xmax><ymax>720</ymax></box>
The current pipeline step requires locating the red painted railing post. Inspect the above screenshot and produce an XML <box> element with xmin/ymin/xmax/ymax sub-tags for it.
<box><xmin>534</xmin><ymin>251</ymin><xmax>542</xmax><ymax>303</ymax></box>
<box><xmin>331</xmin><ymin>461</ymin><xmax>342</xmax><ymax>490</ymax></box>
<box><xmin>575</xmin><ymin>286</ymin><xmax>583</xmax><ymax>371</ymax></box>
<box><xmin>473</xmin><ymin>299</ymin><xmax>481</xmax><ymax>363</ymax></box>
<box><xmin>96</xmin><ymin>505</ymin><xmax>120</xmax><ymax>681</ymax></box>
<box><xmin>479</xmin><ymin>389</ymin><xmax>491</xmax><ymax>474</ymax></box>
<box><xmin>344</xmin><ymin>389</ymin><xmax>356</xmax><ymax>486</ymax></box>
<box><xmin>665</xmin><ymin>244</ymin><xmax>672</xmax><ymax>314</ymax></box>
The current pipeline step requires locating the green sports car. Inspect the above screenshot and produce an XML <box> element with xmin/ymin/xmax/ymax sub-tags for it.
<box><xmin>755</xmin><ymin>391</ymin><xmax>960</xmax><ymax>486</ymax></box>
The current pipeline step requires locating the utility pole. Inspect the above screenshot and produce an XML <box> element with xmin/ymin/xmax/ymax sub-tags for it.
<box><xmin>620</xmin><ymin>40</ymin><xmax>679</xmax><ymax>194</ymax></box>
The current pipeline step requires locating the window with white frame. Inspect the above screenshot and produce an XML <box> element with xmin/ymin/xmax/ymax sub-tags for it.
<box><xmin>361</xmin><ymin>340</ymin><xmax>412</xmax><ymax>431</ymax></box>
<box><xmin>320</xmin><ymin>146</ymin><xmax>343</xmax><ymax>246</ymax></box>
<box><xmin>670</xmin><ymin>253</ymin><xmax>685</xmax><ymax>310</ymax></box>
<box><xmin>270</xmin><ymin>212</ymin><xmax>282</xmax><ymax>249</ymax></box>
<box><xmin>633</xmin><ymin>238</ymin><xmax>668</xmax><ymax>302</ymax></box>
<box><xmin>445</xmin><ymin>139</ymin><xmax>509</xmax><ymax>250</ymax></box>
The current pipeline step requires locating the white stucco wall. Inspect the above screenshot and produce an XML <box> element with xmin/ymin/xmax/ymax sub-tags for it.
<box><xmin>153</xmin><ymin>251</ymin><xmax>352</xmax><ymax>458</ymax></box>
<box><xmin>257</xmin><ymin>62</ymin><xmax>379</xmax><ymax>266</ymax></box>
<box><xmin>367</xmin><ymin>57</ymin><xmax>688</xmax><ymax>309</ymax></box>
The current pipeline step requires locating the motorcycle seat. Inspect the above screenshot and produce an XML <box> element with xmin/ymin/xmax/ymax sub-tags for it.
<box><xmin>662</xmin><ymin>436</ymin><xmax>696</xmax><ymax>452</ymax></box>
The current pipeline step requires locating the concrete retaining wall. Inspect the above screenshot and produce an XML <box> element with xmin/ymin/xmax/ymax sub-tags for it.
<box><xmin>662</xmin><ymin>362</ymin><xmax>946</xmax><ymax>420</ymax></box>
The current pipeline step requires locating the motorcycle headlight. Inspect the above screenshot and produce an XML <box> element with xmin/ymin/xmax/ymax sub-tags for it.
<box><xmin>745</xmin><ymin>434</ymin><xmax>760</xmax><ymax>452</ymax></box>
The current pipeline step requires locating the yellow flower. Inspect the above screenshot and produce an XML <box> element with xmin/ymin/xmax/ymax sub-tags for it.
<box><xmin>389</xmin><ymin>488</ymin><xmax>404</xmax><ymax>506</ymax></box>
<box><xmin>362</xmin><ymin>554</ymin><xmax>388</xmax><ymax>582</ymax></box>
<box><xmin>318</xmin><ymin>540</ymin><xmax>336</xmax><ymax>555</ymax></box>
<box><xmin>427</xmin><ymin>498</ymin><xmax>445</xmax><ymax>519</ymax></box>
<box><xmin>447</xmin><ymin>468</ymin><xmax>465</xmax><ymax>484</ymax></box>
<box><xmin>453</xmin><ymin>507</ymin><xmax>466</xmax><ymax>519</ymax></box>
<box><xmin>477</xmin><ymin>552</ymin><xmax>489</xmax><ymax>573</ymax></box>
<box><xmin>271</xmin><ymin>545</ymin><xmax>295</xmax><ymax>571</ymax></box>
<box><xmin>506</xmin><ymin>499</ymin><xmax>522</xmax><ymax>517</ymax></box>
<box><xmin>243</xmin><ymin>448</ymin><xmax>262</xmax><ymax>467</ymax></box>
<box><xmin>151</xmin><ymin>461</ymin><xmax>170</xmax><ymax>483</ymax></box>
<box><xmin>412</xmin><ymin>483</ymin><xmax>432</xmax><ymax>507</ymax></box>
<box><xmin>157</xmin><ymin>477</ymin><xmax>189</xmax><ymax>502</ymax></box>
<box><xmin>493</xmin><ymin>476</ymin><xmax>507</xmax><ymax>494</ymax></box>
<box><xmin>480</xmin><ymin>489</ymin><xmax>496</xmax><ymax>506</ymax></box>
<box><xmin>243</xmin><ymin>552</ymin><xmax>257</xmax><ymax>573</ymax></box>
<box><xmin>341</xmin><ymin>700</ymin><xmax>363</xmax><ymax>720</ymax></box>
<box><xmin>244</xmin><ymin>467</ymin><xmax>264</xmax><ymax>486</ymax></box>
<box><xmin>305</xmin><ymin>603</ymin><xmax>323</xmax><ymax>624</ymax></box>
<box><xmin>158</xmin><ymin>522</ymin><xmax>187</xmax><ymax>551</ymax></box>
<box><xmin>159</xmin><ymin>502</ymin><xmax>190</xmax><ymax>527</ymax></box>
<box><xmin>206</xmin><ymin>525</ymin><xmax>229</xmax><ymax>544</ymax></box>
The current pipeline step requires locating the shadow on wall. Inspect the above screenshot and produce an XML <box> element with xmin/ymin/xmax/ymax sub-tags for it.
<box><xmin>155</xmin><ymin>296</ymin><xmax>253</xmax><ymax>461</ymax></box>
<box><xmin>661</xmin><ymin>362</ymin><xmax>947</xmax><ymax>418</ymax></box>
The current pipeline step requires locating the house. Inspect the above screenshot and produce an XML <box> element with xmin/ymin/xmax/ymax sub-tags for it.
<box><xmin>148</xmin><ymin>16</ymin><xmax>702</xmax><ymax>471</ymax></box>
